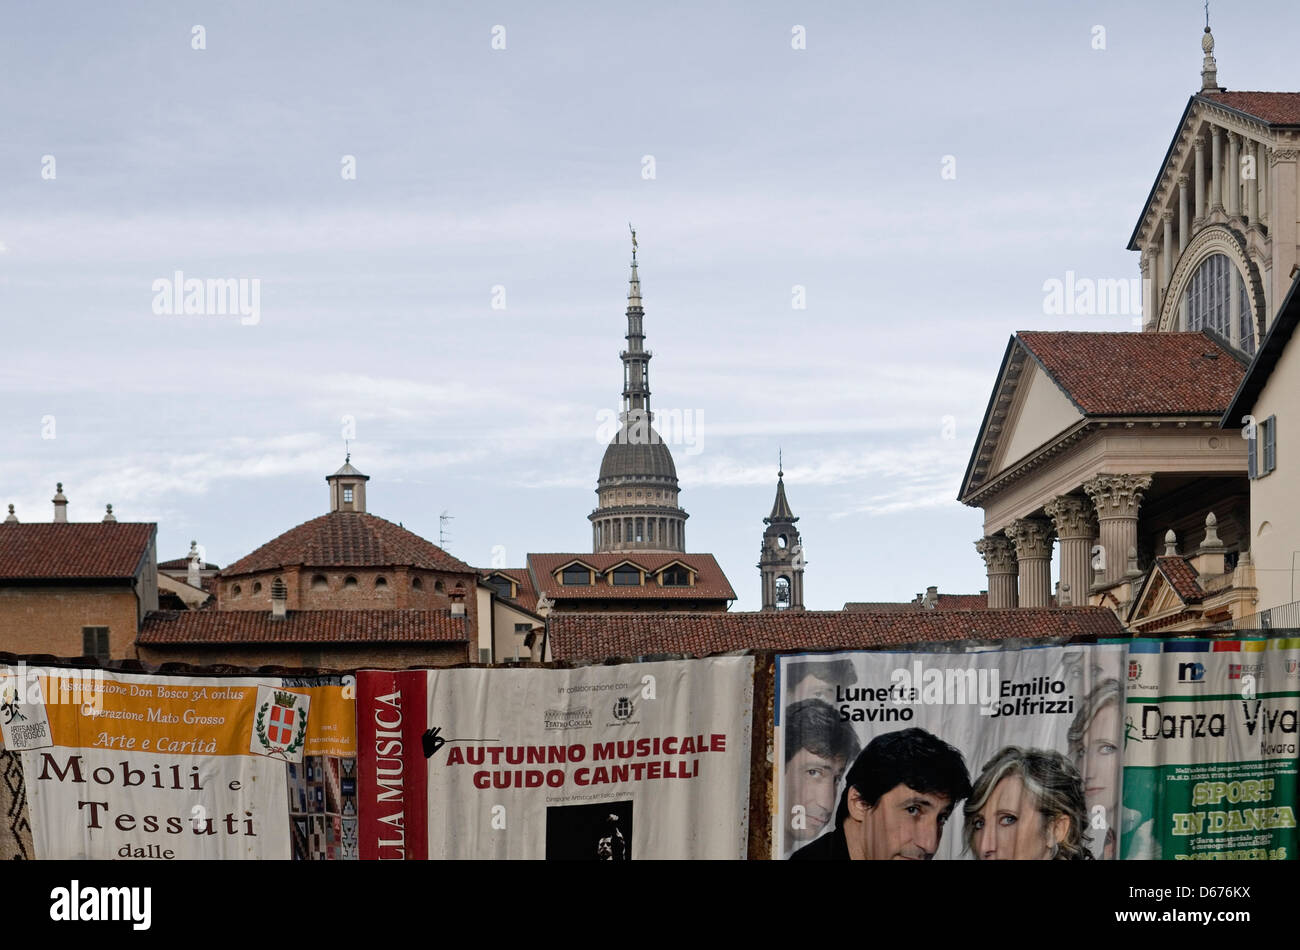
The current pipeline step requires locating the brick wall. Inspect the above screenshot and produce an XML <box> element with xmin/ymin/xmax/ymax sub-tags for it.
<box><xmin>217</xmin><ymin>568</ymin><xmax>478</xmax><ymax>622</ymax></box>
<box><xmin>0</xmin><ymin>585</ymin><xmax>140</xmax><ymax>659</ymax></box>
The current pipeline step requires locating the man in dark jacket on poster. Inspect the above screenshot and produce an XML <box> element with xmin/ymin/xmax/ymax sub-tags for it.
<box><xmin>789</xmin><ymin>727</ymin><xmax>971</xmax><ymax>860</ymax></box>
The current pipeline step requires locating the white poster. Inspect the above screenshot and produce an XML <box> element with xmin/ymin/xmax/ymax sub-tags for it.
<box><xmin>21</xmin><ymin>669</ymin><xmax>294</xmax><ymax>860</ymax></box>
<box><xmin>390</xmin><ymin>656</ymin><xmax>753</xmax><ymax>859</ymax></box>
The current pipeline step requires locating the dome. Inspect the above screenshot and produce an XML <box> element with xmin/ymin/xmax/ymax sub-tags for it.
<box><xmin>598</xmin><ymin>425</ymin><xmax>678</xmax><ymax>481</ymax></box>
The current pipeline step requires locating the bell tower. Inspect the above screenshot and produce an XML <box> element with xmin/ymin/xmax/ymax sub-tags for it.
<box><xmin>759</xmin><ymin>459</ymin><xmax>804</xmax><ymax>610</ymax></box>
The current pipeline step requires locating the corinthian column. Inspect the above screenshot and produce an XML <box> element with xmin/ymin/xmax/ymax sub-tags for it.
<box><xmin>975</xmin><ymin>536</ymin><xmax>1018</xmax><ymax>609</ymax></box>
<box><xmin>1045</xmin><ymin>496</ymin><xmax>1097</xmax><ymax>607</ymax></box>
<box><xmin>1004</xmin><ymin>518</ymin><xmax>1055</xmax><ymax>608</ymax></box>
<box><xmin>1082</xmin><ymin>474</ymin><xmax>1153</xmax><ymax>585</ymax></box>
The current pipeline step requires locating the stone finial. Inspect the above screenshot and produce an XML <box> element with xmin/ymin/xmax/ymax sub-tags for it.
<box><xmin>4</xmin><ymin>504</ymin><xmax>16</xmax><ymax>523</ymax></box>
<box><xmin>52</xmin><ymin>482</ymin><xmax>68</xmax><ymax>523</ymax></box>
<box><xmin>102</xmin><ymin>504</ymin><xmax>116</xmax><ymax>523</ymax></box>
<box><xmin>1060</xmin><ymin>582</ymin><xmax>1072</xmax><ymax>607</ymax></box>
<box><xmin>1164</xmin><ymin>529</ymin><xmax>1178</xmax><ymax>556</ymax></box>
<box><xmin>1201</xmin><ymin>26</ymin><xmax>1221</xmax><ymax>92</ymax></box>
<box><xmin>1199</xmin><ymin>511</ymin><xmax>1225</xmax><ymax>551</ymax></box>
<box><xmin>1126</xmin><ymin>546</ymin><xmax>1142</xmax><ymax>578</ymax></box>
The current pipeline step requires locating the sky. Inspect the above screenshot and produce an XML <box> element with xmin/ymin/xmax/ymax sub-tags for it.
<box><xmin>2</xmin><ymin>1</ymin><xmax>1298</xmax><ymax>611</ymax></box>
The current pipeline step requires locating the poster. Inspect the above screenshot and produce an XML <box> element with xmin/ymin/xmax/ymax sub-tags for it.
<box><xmin>284</xmin><ymin>673</ymin><xmax>360</xmax><ymax>860</ymax></box>
<box><xmin>20</xmin><ymin>668</ymin><xmax>303</xmax><ymax>859</ymax></box>
<box><xmin>775</xmin><ymin>642</ymin><xmax>1126</xmax><ymax>860</ymax></box>
<box><xmin>1122</xmin><ymin>637</ymin><xmax>1299</xmax><ymax>861</ymax></box>
<box><xmin>356</xmin><ymin>657</ymin><xmax>753</xmax><ymax>859</ymax></box>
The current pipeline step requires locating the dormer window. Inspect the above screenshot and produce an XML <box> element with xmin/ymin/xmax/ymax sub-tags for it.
<box><xmin>660</xmin><ymin>566</ymin><xmax>691</xmax><ymax>587</ymax></box>
<box><xmin>487</xmin><ymin>575</ymin><xmax>515</xmax><ymax>599</ymax></box>
<box><xmin>611</xmin><ymin>565</ymin><xmax>642</xmax><ymax>586</ymax></box>
<box><xmin>561</xmin><ymin>566</ymin><xmax>592</xmax><ymax>586</ymax></box>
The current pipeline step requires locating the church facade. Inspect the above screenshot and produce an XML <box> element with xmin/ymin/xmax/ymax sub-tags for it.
<box><xmin>962</xmin><ymin>29</ymin><xmax>1300</xmax><ymax>632</ymax></box>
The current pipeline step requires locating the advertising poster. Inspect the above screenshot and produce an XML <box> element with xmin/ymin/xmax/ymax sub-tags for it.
<box><xmin>20</xmin><ymin>668</ymin><xmax>306</xmax><ymax>859</ymax></box>
<box><xmin>284</xmin><ymin>673</ymin><xmax>360</xmax><ymax>860</ymax></box>
<box><xmin>775</xmin><ymin>642</ymin><xmax>1126</xmax><ymax>861</ymax></box>
<box><xmin>357</xmin><ymin>657</ymin><xmax>753</xmax><ymax>859</ymax></box>
<box><xmin>1122</xmin><ymin>637</ymin><xmax>1299</xmax><ymax>861</ymax></box>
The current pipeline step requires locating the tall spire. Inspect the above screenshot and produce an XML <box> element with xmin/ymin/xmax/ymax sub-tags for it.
<box><xmin>620</xmin><ymin>224</ymin><xmax>651</xmax><ymax>422</ymax></box>
<box><xmin>766</xmin><ymin>462</ymin><xmax>798</xmax><ymax>524</ymax></box>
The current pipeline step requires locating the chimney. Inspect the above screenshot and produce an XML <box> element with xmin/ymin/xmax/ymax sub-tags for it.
<box><xmin>102</xmin><ymin>504</ymin><xmax>116</xmax><ymax>523</ymax></box>
<box><xmin>923</xmin><ymin>586</ymin><xmax>938</xmax><ymax>609</ymax></box>
<box><xmin>270</xmin><ymin>577</ymin><xmax>288</xmax><ymax>621</ymax></box>
<box><xmin>449</xmin><ymin>582</ymin><xmax>467</xmax><ymax>617</ymax></box>
<box><xmin>52</xmin><ymin>483</ymin><xmax>68</xmax><ymax>522</ymax></box>
<box><xmin>187</xmin><ymin>540</ymin><xmax>202</xmax><ymax>588</ymax></box>
<box><xmin>4</xmin><ymin>504</ymin><xmax>16</xmax><ymax>523</ymax></box>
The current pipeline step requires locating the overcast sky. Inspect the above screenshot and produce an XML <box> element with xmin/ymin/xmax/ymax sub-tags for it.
<box><xmin>2</xmin><ymin>1</ymin><xmax>1297</xmax><ymax>610</ymax></box>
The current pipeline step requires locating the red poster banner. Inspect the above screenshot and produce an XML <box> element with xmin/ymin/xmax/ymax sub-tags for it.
<box><xmin>356</xmin><ymin>670</ymin><xmax>427</xmax><ymax>860</ymax></box>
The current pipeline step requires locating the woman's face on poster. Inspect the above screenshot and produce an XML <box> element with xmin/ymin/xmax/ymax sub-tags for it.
<box><xmin>970</xmin><ymin>775</ymin><xmax>1057</xmax><ymax>860</ymax></box>
<box><xmin>1080</xmin><ymin>702</ymin><xmax>1120</xmax><ymax>812</ymax></box>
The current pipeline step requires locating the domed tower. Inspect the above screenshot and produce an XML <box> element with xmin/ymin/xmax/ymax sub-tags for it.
<box><xmin>759</xmin><ymin>461</ymin><xmax>804</xmax><ymax>610</ymax></box>
<box><xmin>589</xmin><ymin>231</ymin><xmax>688</xmax><ymax>553</ymax></box>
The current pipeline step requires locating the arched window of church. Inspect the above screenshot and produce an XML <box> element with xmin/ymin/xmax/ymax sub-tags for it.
<box><xmin>635</xmin><ymin>519</ymin><xmax>644</xmax><ymax>542</ymax></box>
<box><xmin>311</xmin><ymin>574</ymin><xmax>328</xmax><ymax>590</ymax></box>
<box><xmin>344</xmin><ymin>575</ymin><xmax>358</xmax><ymax>589</ymax></box>
<box><xmin>775</xmin><ymin>576</ymin><xmax>791</xmax><ymax>609</ymax></box>
<box><xmin>1184</xmin><ymin>253</ymin><xmax>1255</xmax><ymax>355</ymax></box>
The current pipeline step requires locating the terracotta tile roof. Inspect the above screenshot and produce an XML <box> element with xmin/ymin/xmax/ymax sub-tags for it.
<box><xmin>1017</xmin><ymin>331</ymin><xmax>1247</xmax><ymax>416</ymax></box>
<box><xmin>221</xmin><ymin>512</ymin><xmax>475</xmax><ymax>576</ymax></box>
<box><xmin>1200</xmin><ymin>92</ymin><xmax>1300</xmax><ymax>125</ymax></box>
<box><xmin>479</xmin><ymin>568</ymin><xmax>539</xmax><ymax>609</ymax></box>
<box><xmin>158</xmin><ymin>557</ymin><xmax>219</xmax><ymax>570</ymax></box>
<box><xmin>547</xmin><ymin>608</ymin><xmax>1124</xmax><ymax>660</ymax></box>
<box><xmin>845</xmin><ymin>594</ymin><xmax>988</xmax><ymax>611</ymax></box>
<box><xmin>527</xmin><ymin>552</ymin><xmax>736</xmax><ymax>602</ymax></box>
<box><xmin>0</xmin><ymin>523</ymin><xmax>155</xmax><ymax>580</ymax></box>
<box><xmin>138</xmin><ymin>609</ymin><xmax>470</xmax><ymax>644</ymax></box>
<box><xmin>1153</xmin><ymin>557</ymin><xmax>1206</xmax><ymax>604</ymax></box>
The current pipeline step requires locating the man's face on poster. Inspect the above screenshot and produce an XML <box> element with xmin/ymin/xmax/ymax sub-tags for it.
<box><xmin>784</xmin><ymin>747</ymin><xmax>846</xmax><ymax>840</ymax></box>
<box><xmin>849</xmin><ymin>783</ymin><xmax>953</xmax><ymax>860</ymax></box>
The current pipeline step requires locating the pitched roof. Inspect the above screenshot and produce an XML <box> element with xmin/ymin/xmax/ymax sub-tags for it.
<box><xmin>220</xmin><ymin>512</ymin><xmax>475</xmax><ymax>576</ymax></box>
<box><xmin>138</xmin><ymin>609</ymin><xmax>470</xmax><ymax>644</ymax></box>
<box><xmin>547</xmin><ymin>608</ymin><xmax>1124</xmax><ymax>660</ymax></box>
<box><xmin>1198</xmin><ymin>91</ymin><xmax>1300</xmax><ymax>126</ymax></box>
<box><xmin>1017</xmin><ymin>331</ymin><xmax>1248</xmax><ymax>415</ymax></box>
<box><xmin>962</xmin><ymin>331</ymin><xmax>1248</xmax><ymax>503</ymax></box>
<box><xmin>1152</xmin><ymin>556</ymin><xmax>1206</xmax><ymax>604</ymax></box>
<box><xmin>527</xmin><ymin>552</ymin><xmax>736</xmax><ymax>602</ymax></box>
<box><xmin>0</xmin><ymin>523</ymin><xmax>155</xmax><ymax>580</ymax></box>
<box><xmin>1223</xmin><ymin>272</ymin><xmax>1300</xmax><ymax>424</ymax></box>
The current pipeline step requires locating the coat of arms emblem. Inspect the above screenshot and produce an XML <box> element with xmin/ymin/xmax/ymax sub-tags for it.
<box><xmin>250</xmin><ymin>685</ymin><xmax>311</xmax><ymax>762</ymax></box>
